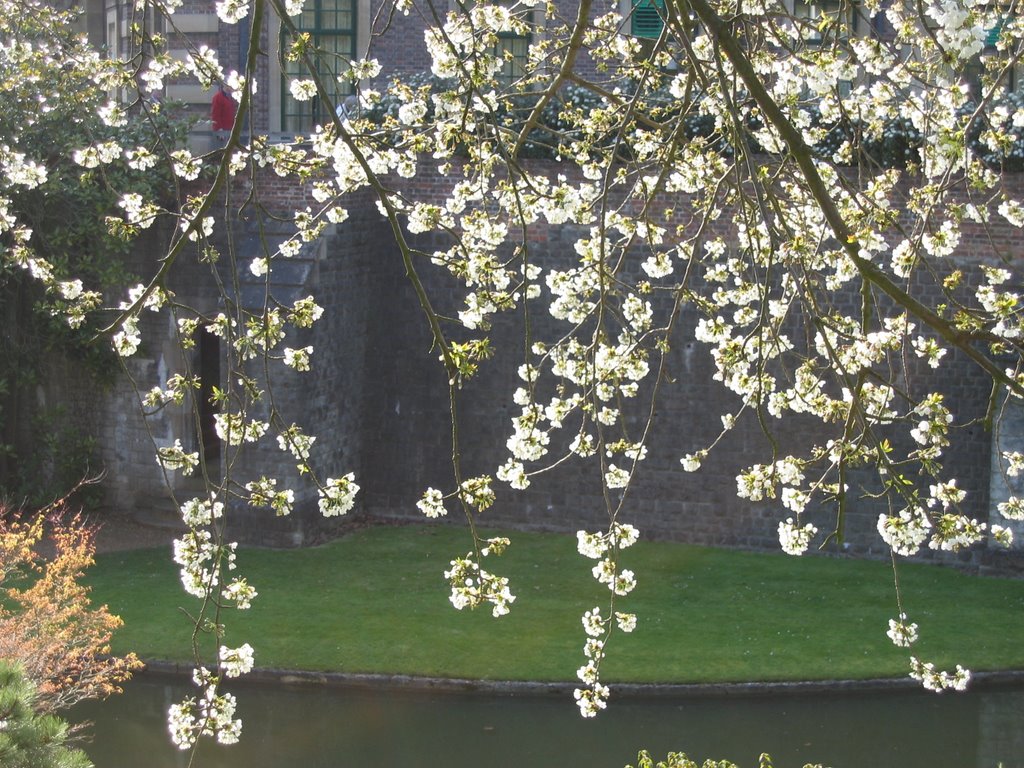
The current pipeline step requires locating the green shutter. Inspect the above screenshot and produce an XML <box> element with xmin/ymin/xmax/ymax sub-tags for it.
<box><xmin>986</xmin><ymin>17</ymin><xmax>1004</xmax><ymax>48</ymax></box>
<box><xmin>631</xmin><ymin>0</ymin><xmax>666</xmax><ymax>39</ymax></box>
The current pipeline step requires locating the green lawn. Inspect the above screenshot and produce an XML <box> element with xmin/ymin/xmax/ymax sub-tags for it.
<box><xmin>86</xmin><ymin>524</ymin><xmax>1024</xmax><ymax>684</ymax></box>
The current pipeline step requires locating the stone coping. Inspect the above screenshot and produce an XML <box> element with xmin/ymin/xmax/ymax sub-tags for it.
<box><xmin>138</xmin><ymin>660</ymin><xmax>1024</xmax><ymax>698</ymax></box>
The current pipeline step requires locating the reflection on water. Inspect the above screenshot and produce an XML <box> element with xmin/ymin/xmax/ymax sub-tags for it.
<box><xmin>71</xmin><ymin>675</ymin><xmax>1024</xmax><ymax>768</ymax></box>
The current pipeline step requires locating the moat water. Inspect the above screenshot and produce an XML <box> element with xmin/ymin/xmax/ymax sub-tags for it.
<box><xmin>72</xmin><ymin>675</ymin><xmax>1024</xmax><ymax>768</ymax></box>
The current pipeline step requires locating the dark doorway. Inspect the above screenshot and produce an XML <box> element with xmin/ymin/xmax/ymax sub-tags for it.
<box><xmin>196</xmin><ymin>328</ymin><xmax>221</xmax><ymax>464</ymax></box>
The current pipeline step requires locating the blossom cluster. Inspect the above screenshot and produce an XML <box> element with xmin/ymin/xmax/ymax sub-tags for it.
<box><xmin>156</xmin><ymin>439</ymin><xmax>199</xmax><ymax>476</ymax></box>
<box><xmin>172</xmin><ymin>530</ymin><xmax>235</xmax><ymax>599</ymax></box>
<box><xmin>443</xmin><ymin>548</ymin><xmax>516</xmax><ymax>619</ymax></box>
<box><xmin>778</xmin><ymin>519</ymin><xmax>818</xmax><ymax>556</ymax></box>
<box><xmin>571</xmin><ymin>524</ymin><xmax>640</xmax><ymax>713</ymax></box>
<box><xmin>246</xmin><ymin>477</ymin><xmax>295</xmax><ymax>517</ymax></box>
<box><xmin>909</xmin><ymin>657</ymin><xmax>971</xmax><ymax>692</ymax></box>
<box><xmin>167</xmin><ymin>668</ymin><xmax>242</xmax><ymax>749</ymax></box>
<box><xmin>886</xmin><ymin>615</ymin><xmax>919</xmax><ymax>648</ymax></box>
<box><xmin>318</xmin><ymin>474</ymin><xmax>360</xmax><ymax>517</ymax></box>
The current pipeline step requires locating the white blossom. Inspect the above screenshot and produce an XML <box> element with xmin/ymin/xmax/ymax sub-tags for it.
<box><xmin>417</xmin><ymin>488</ymin><xmax>447</xmax><ymax>518</ymax></box>
<box><xmin>778</xmin><ymin>518</ymin><xmax>817</xmax><ymax>556</ymax></box>
<box><xmin>318</xmin><ymin>474</ymin><xmax>359</xmax><ymax>516</ymax></box>
<box><xmin>216</xmin><ymin>0</ymin><xmax>248</xmax><ymax>23</ymax></box>
<box><xmin>219</xmin><ymin>644</ymin><xmax>255</xmax><ymax>678</ymax></box>
<box><xmin>887</xmin><ymin>615</ymin><xmax>919</xmax><ymax>648</ymax></box>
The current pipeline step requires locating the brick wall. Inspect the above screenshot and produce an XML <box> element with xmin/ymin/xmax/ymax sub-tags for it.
<box><xmin>291</xmin><ymin>161</ymin><xmax>1007</xmax><ymax>565</ymax></box>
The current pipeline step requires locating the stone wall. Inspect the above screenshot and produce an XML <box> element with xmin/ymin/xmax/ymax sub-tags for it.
<box><xmin>85</xmin><ymin>161</ymin><xmax>1021</xmax><ymax>568</ymax></box>
<box><xmin>91</xmin><ymin>227</ymin><xmax>207</xmax><ymax>518</ymax></box>
<box><xmin>337</xmin><ymin>163</ymin><xmax>1004</xmax><ymax>565</ymax></box>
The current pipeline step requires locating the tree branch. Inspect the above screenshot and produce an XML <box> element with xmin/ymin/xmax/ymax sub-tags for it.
<box><xmin>685</xmin><ymin>0</ymin><xmax>1024</xmax><ymax>398</ymax></box>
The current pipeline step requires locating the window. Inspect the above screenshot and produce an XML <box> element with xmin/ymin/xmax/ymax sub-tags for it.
<box><xmin>494</xmin><ymin>23</ymin><xmax>531</xmax><ymax>86</ymax></box>
<box><xmin>280</xmin><ymin>0</ymin><xmax>357</xmax><ymax>133</ymax></box>
<box><xmin>793</xmin><ymin>0</ymin><xmax>858</xmax><ymax>42</ymax></box>
<box><xmin>465</xmin><ymin>1</ymin><xmax>535</xmax><ymax>88</ymax></box>
<box><xmin>77</xmin><ymin>0</ymin><xmax>106</xmax><ymax>49</ymax></box>
<box><xmin>987</xmin><ymin>10</ymin><xmax>1022</xmax><ymax>89</ymax></box>
<box><xmin>792</xmin><ymin>0</ymin><xmax>859</xmax><ymax>95</ymax></box>
<box><xmin>495</xmin><ymin>29</ymin><xmax>529</xmax><ymax>85</ymax></box>
<box><xmin>962</xmin><ymin>6</ymin><xmax>1020</xmax><ymax>94</ymax></box>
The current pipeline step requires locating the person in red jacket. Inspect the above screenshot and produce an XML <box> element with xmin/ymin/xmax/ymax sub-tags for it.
<box><xmin>211</xmin><ymin>84</ymin><xmax>237</xmax><ymax>146</ymax></box>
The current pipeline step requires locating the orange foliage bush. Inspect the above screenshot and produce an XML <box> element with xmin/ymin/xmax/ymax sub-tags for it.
<box><xmin>0</xmin><ymin>501</ymin><xmax>142</xmax><ymax>712</ymax></box>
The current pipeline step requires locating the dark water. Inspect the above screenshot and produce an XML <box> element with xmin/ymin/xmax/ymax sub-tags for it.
<box><xmin>71</xmin><ymin>676</ymin><xmax>1024</xmax><ymax>768</ymax></box>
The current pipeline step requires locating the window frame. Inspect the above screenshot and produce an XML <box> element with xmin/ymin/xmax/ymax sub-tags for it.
<box><xmin>279</xmin><ymin>0</ymin><xmax>358</xmax><ymax>133</ymax></box>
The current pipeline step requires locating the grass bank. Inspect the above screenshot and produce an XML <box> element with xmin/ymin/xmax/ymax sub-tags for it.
<box><xmin>87</xmin><ymin>524</ymin><xmax>1024</xmax><ymax>684</ymax></box>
